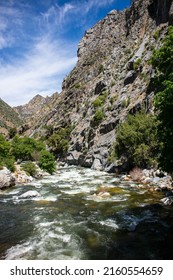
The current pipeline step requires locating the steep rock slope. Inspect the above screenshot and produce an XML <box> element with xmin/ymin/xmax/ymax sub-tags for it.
<box><xmin>20</xmin><ymin>0</ymin><xmax>173</xmax><ymax>170</ymax></box>
<box><xmin>0</xmin><ymin>98</ymin><xmax>22</xmax><ymax>137</ymax></box>
<box><xmin>14</xmin><ymin>94</ymin><xmax>48</xmax><ymax>121</ymax></box>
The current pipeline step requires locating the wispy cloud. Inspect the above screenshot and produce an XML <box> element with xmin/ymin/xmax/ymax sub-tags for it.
<box><xmin>0</xmin><ymin>1</ymin><xmax>78</xmax><ymax>106</ymax></box>
<box><xmin>0</xmin><ymin>0</ymin><xmax>120</xmax><ymax>106</ymax></box>
<box><xmin>0</xmin><ymin>36</ymin><xmax>77</xmax><ymax>106</ymax></box>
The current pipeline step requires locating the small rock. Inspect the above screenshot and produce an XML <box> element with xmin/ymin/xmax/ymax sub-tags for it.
<box><xmin>142</xmin><ymin>177</ymin><xmax>153</xmax><ymax>184</ymax></box>
<box><xmin>124</xmin><ymin>70</ymin><xmax>137</xmax><ymax>85</ymax></box>
<box><xmin>20</xmin><ymin>190</ymin><xmax>41</xmax><ymax>199</ymax></box>
<box><xmin>161</xmin><ymin>196</ymin><xmax>173</xmax><ymax>206</ymax></box>
<box><xmin>98</xmin><ymin>191</ymin><xmax>110</xmax><ymax>198</ymax></box>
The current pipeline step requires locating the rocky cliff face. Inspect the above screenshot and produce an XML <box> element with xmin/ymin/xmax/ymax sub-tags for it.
<box><xmin>0</xmin><ymin>98</ymin><xmax>22</xmax><ymax>137</ymax></box>
<box><xmin>18</xmin><ymin>0</ymin><xmax>173</xmax><ymax>170</ymax></box>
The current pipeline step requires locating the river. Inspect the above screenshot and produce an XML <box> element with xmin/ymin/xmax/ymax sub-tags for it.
<box><xmin>0</xmin><ymin>166</ymin><xmax>173</xmax><ymax>260</ymax></box>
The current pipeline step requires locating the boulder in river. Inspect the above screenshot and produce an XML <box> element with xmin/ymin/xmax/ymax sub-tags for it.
<box><xmin>0</xmin><ymin>167</ymin><xmax>16</xmax><ymax>190</ymax></box>
<box><xmin>19</xmin><ymin>190</ymin><xmax>41</xmax><ymax>199</ymax></box>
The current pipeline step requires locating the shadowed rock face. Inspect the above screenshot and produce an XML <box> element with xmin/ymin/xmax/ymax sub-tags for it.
<box><xmin>15</xmin><ymin>0</ymin><xmax>173</xmax><ymax>170</ymax></box>
<box><xmin>148</xmin><ymin>0</ymin><xmax>172</xmax><ymax>25</ymax></box>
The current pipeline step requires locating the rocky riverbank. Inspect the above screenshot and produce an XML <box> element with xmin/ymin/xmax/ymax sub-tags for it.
<box><xmin>0</xmin><ymin>163</ymin><xmax>48</xmax><ymax>190</ymax></box>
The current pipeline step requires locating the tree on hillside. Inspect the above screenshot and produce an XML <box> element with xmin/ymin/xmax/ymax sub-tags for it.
<box><xmin>115</xmin><ymin>112</ymin><xmax>159</xmax><ymax>169</ymax></box>
<box><xmin>151</xmin><ymin>26</ymin><xmax>173</xmax><ymax>173</ymax></box>
<box><xmin>11</xmin><ymin>135</ymin><xmax>45</xmax><ymax>161</ymax></box>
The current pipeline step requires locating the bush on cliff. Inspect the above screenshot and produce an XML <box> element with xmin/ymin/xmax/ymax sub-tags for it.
<box><xmin>47</xmin><ymin>126</ymin><xmax>72</xmax><ymax>158</ymax></box>
<box><xmin>115</xmin><ymin>112</ymin><xmax>160</xmax><ymax>168</ymax></box>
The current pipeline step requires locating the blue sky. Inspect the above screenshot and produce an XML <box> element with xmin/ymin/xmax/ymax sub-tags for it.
<box><xmin>0</xmin><ymin>0</ymin><xmax>130</xmax><ymax>106</ymax></box>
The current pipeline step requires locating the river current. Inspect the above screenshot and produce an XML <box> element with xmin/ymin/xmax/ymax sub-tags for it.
<box><xmin>0</xmin><ymin>166</ymin><xmax>173</xmax><ymax>260</ymax></box>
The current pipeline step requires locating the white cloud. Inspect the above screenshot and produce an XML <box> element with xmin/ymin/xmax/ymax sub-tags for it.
<box><xmin>0</xmin><ymin>4</ymin><xmax>23</xmax><ymax>49</ymax></box>
<box><xmin>0</xmin><ymin>1</ymin><xmax>78</xmax><ymax>106</ymax></box>
<box><xmin>71</xmin><ymin>0</ymin><xmax>115</xmax><ymax>15</ymax></box>
<box><xmin>0</xmin><ymin>0</ymin><xmax>118</xmax><ymax>106</ymax></box>
<box><xmin>0</xmin><ymin>37</ymin><xmax>77</xmax><ymax>106</ymax></box>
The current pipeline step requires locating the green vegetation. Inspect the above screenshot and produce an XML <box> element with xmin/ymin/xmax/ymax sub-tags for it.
<box><xmin>92</xmin><ymin>91</ymin><xmax>108</xmax><ymax>108</ymax></box>
<box><xmin>11</xmin><ymin>136</ymin><xmax>45</xmax><ymax>161</ymax></box>
<box><xmin>92</xmin><ymin>108</ymin><xmax>105</xmax><ymax>126</ymax></box>
<box><xmin>39</xmin><ymin>150</ymin><xmax>56</xmax><ymax>174</ymax></box>
<box><xmin>133</xmin><ymin>58</ymin><xmax>142</xmax><ymax>71</ymax></box>
<box><xmin>121</xmin><ymin>97</ymin><xmax>130</xmax><ymax>109</ymax></box>
<box><xmin>151</xmin><ymin>26</ymin><xmax>173</xmax><ymax>173</ymax></box>
<box><xmin>73</xmin><ymin>83</ymin><xmax>81</xmax><ymax>89</ymax></box>
<box><xmin>121</xmin><ymin>99</ymin><xmax>127</xmax><ymax>108</ymax></box>
<box><xmin>153</xmin><ymin>28</ymin><xmax>160</xmax><ymax>40</ymax></box>
<box><xmin>0</xmin><ymin>134</ymin><xmax>15</xmax><ymax>172</ymax></box>
<box><xmin>21</xmin><ymin>161</ymin><xmax>37</xmax><ymax>177</ymax></box>
<box><xmin>47</xmin><ymin>126</ymin><xmax>72</xmax><ymax>158</ymax></box>
<box><xmin>91</xmin><ymin>91</ymin><xmax>108</xmax><ymax>126</ymax></box>
<box><xmin>114</xmin><ymin>27</ymin><xmax>173</xmax><ymax>173</ymax></box>
<box><xmin>115</xmin><ymin>112</ymin><xmax>159</xmax><ymax>168</ymax></box>
<box><xmin>0</xmin><ymin>133</ymin><xmax>56</xmax><ymax>174</ymax></box>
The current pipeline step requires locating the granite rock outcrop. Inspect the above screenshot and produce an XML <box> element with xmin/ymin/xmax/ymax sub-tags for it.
<box><xmin>14</xmin><ymin>0</ymin><xmax>173</xmax><ymax>170</ymax></box>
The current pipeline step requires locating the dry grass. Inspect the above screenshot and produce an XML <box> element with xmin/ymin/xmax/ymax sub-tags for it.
<box><xmin>129</xmin><ymin>167</ymin><xmax>143</xmax><ymax>181</ymax></box>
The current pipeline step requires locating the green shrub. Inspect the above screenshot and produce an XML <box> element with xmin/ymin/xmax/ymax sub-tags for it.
<box><xmin>92</xmin><ymin>91</ymin><xmax>108</xmax><ymax>108</ymax></box>
<box><xmin>47</xmin><ymin>126</ymin><xmax>73</xmax><ymax>158</ymax></box>
<box><xmin>0</xmin><ymin>134</ymin><xmax>11</xmax><ymax>157</ymax></box>
<box><xmin>39</xmin><ymin>150</ymin><xmax>56</xmax><ymax>174</ymax></box>
<box><xmin>21</xmin><ymin>161</ymin><xmax>37</xmax><ymax>177</ymax></box>
<box><xmin>153</xmin><ymin>29</ymin><xmax>160</xmax><ymax>40</ymax></box>
<box><xmin>115</xmin><ymin>112</ymin><xmax>160</xmax><ymax>168</ymax></box>
<box><xmin>133</xmin><ymin>58</ymin><xmax>142</xmax><ymax>71</ymax></box>
<box><xmin>92</xmin><ymin>108</ymin><xmax>105</xmax><ymax>126</ymax></box>
<box><xmin>0</xmin><ymin>159</ymin><xmax>4</xmax><ymax>170</ymax></box>
<box><xmin>3</xmin><ymin>157</ymin><xmax>15</xmax><ymax>172</ymax></box>
<box><xmin>121</xmin><ymin>99</ymin><xmax>127</xmax><ymax>108</ymax></box>
<box><xmin>48</xmin><ymin>134</ymin><xmax>69</xmax><ymax>157</ymax></box>
<box><xmin>0</xmin><ymin>134</ymin><xmax>15</xmax><ymax>171</ymax></box>
<box><xmin>151</xmin><ymin>26</ymin><xmax>173</xmax><ymax>173</ymax></box>
<box><xmin>92</xmin><ymin>97</ymin><xmax>104</xmax><ymax>108</ymax></box>
<box><xmin>11</xmin><ymin>136</ymin><xmax>45</xmax><ymax>161</ymax></box>
<box><xmin>73</xmin><ymin>83</ymin><xmax>81</xmax><ymax>89</ymax></box>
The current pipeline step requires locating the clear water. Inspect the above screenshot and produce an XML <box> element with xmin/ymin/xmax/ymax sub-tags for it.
<box><xmin>0</xmin><ymin>166</ymin><xmax>173</xmax><ymax>260</ymax></box>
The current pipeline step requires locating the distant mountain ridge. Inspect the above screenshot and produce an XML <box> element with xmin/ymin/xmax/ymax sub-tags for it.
<box><xmin>14</xmin><ymin>94</ymin><xmax>51</xmax><ymax>121</ymax></box>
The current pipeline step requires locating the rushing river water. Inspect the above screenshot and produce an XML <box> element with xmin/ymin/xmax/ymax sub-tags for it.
<box><xmin>0</xmin><ymin>166</ymin><xmax>173</xmax><ymax>260</ymax></box>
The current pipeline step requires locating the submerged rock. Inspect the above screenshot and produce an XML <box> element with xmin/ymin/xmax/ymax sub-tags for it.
<box><xmin>19</xmin><ymin>190</ymin><xmax>41</xmax><ymax>199</ymax></box>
